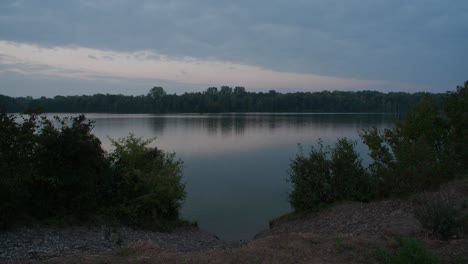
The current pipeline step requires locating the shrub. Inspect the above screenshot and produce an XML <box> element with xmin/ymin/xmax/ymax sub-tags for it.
<box><xmin>361</xmin><ymin>96</ymin><xmax>460</xmax><ymax>196</ymax></box>
<box><xmin>413</xmin><ymin>192</ymin><xmax>460</xmax><ymax>240</ymax></box>
<box><xmin>444</xmin><ymin>81</ymin><xmax>468</xmax><ymax>171</ymax></box>
<box><xmin>108</xmin><ymin>135</ymin><xmax>186</xmax><ymax>230</ymax></box>
<box><xmin>288</xmin><ymin>138</ymin><xmax>371</xmax><ymax>211</ymax></box>
<box><xmin>288</xmin><ymin>142</ymin><xmax>332</xmax><ymax>211</ymax></box>
<box><xmin>0</xmin><ymin>113</ymin><xmax>37</xmax><ymax>228</ymax></box>
<box><xmin>29</xmin><ymin>115</ymin><xmax>108</xmax><ymax>220</ymax></box>
<box><xmin>373</xmin><ymin>237</ymin><xmax>440</xmax><ymax>264</ymax></box>
<box><xmin>0</xmin><ymin>113</ymin><xmax>109</xmax><ymax>226</ymax></box>
<box><xmin>331</xmin><ymin>138</ymin><xmax>373</xmax><ymax>201</ymax></box>
<box><xmin>0</xmin><ymin>113</ymin><xmax>186</xmax><ymax>231</ymax></box>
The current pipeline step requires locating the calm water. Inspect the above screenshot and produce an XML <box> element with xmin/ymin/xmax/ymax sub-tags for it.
<box><xmin>51</xmin><ymin>113</ymin><xmax>393</xmax><ymax>240</ymax></box>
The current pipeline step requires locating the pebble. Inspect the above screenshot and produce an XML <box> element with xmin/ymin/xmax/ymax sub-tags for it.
<box><xmin>0</xmin><ymin>226</ymin><xmax>242</xmax><ymax>260</ymax></box>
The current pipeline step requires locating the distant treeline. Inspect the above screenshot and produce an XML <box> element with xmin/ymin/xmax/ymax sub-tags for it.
<box><xmin>0</xmin><ymin>86</ymin><xmax>444</xmax><ymax>113</ymax></box>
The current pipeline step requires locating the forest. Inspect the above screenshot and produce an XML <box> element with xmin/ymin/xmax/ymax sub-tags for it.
<box><xmin>0</xmin><ymin>86</ymin><xmax>444</xmax><ymax>113</ymax></box>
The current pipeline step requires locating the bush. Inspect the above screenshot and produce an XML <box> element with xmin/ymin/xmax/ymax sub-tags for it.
<box><xmin>289</xmin><ymin>142</ymin><xmax>332</xmax><ymax>211</ymax></box>
<box><xmin>373</xmin><ymin>237</ymin><xmax>440</xmax><ymax>264</ymax></box>
<box><xmin>361</xmin><ymin>95</ymin><xmax>461</xmax><ymax>196</ymax></box>
<box><xmin>0</xmin><ymin>113</ymin><xmax>37</xmax><ymax>228</ymax></box>
<box><xmin>0</xmin><ymin>113</ymin><xmax>108</xmax><ymax>227</ymax></box>
<box><xmin>288</xmin><ymin>138</ymin><xmax>371</xmax><ymax>211</ymax></box>
<box><xmin>413</xmin><ymin>192</ymin><xmax>460</xmax><ymax>240</ymax></box>
<box><xmin>331</xmin><ymin>138</ymin><xmax>373</xmax><ymax>201</ymax></box>
<box><xmin>107</xmin><ymin>135</ymin><xmax>186</xmax><ymax>230</ymax></box>
<box><xmin>444</xmin><ymin>81</ymin><xmax>468</xmax><ymax>171</ymax></box>
<box><xmin>0</xmin><ymin>113</ymin><xmax>186</xmax><ymax>231</ymax></box>
<box><xmin>29</xmin><ymin>115</ymin><xmax>109</xmax><ymax>220</ymax></box>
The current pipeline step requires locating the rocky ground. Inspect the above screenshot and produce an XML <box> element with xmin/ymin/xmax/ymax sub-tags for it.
<box><xmin>1</xmin><ymin>179</ymin><xmax>467</xmax><ymax>263</ymax></box>
<box><xmin>0</xmin><ymin>226</ymin><xmax>240</xmax><ymax>261</ymax></box>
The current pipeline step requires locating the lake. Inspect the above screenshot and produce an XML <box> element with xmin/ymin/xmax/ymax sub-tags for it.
<box><xmin>52</xmin><ymin>113</ymin><xmax>394</xmax><ymax>241</ymax></box>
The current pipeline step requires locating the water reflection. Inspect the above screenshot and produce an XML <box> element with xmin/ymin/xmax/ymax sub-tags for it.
<box><xmin>129</xmin><ymin>114</ymin><xmax>394</xmax><ymax>157</ymax></box>
<box><xmin>44</xmin><ymin>113</ymin><xmax>393</xmax><ymax>240</ymax></box>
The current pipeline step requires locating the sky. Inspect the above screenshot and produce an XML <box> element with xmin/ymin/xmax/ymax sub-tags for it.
<box><xmin>0</xmin><ymin>0</ymin><xmax>467</xmax><ymax>97</ymax></box>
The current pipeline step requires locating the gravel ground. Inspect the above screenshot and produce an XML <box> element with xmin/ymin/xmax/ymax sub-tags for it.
<box><xmin>0</xmin><ymin>226</ymin><xmax>241</xmax><ymax>261</ymax></box>
<box><xmin>258</xmin><ymin>179</ymin><xmax>468</xmax><ymax>240</ymax></box>
<box><xmin>256</xmin><ymin>199</ymin><xmax>423</xmax><ymax>240</ymax></box>
<box><xmin>1</xmin><ymin>180</ymin><xmax>466</xmax><ymax>263</ymax></box>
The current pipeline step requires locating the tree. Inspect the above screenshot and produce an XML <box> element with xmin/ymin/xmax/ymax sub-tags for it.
<box><xmin>234</xmin><ymin>86</ymin><xmax>246</xmax><ymax>96</ymax></box>
<box><xmin>148</xmin><ymin>86</ymin><xmax>166</xmax><ymax>100</ymax></box>
<box><xmin>29</xmin><ymin>115</ymin><xmax>108</xmax><ymax>219</ymax></box>
<box><xmin>0</xmin><ymin>112</ymin><xmax>37</xmax><ymax>228</ymax></box>
<box><xmin>444</xmin><ymin>81</ymin><xmax>468</xmax><ymax>170</ymax></box>
<box><xmin>0</xmin><ymin>113</ymin><xmax>187</xmax><ymax>230</ymax></box>
<box><xmin>0</xmin><ymin>113</ymin><xmax>109</xmax><ymax>227</ymax></box>
<box><xmin>205</xmin><ymin>87</ymin><xmax>218</xmax><ymax>95</ymax></box>
<box><xmin>0</xmin><ymin>86</ymin><xmax>441</xmax><ymax>114</ymax></box>
<box><xmin>361</xmin><ymin>96</ymin><xmax>458</xmax><ymax>196</ymax></box>
<box><xmin>220</xmin><ymin>86</ymin><xmax>233</xmax><ymax>95</ymax></box>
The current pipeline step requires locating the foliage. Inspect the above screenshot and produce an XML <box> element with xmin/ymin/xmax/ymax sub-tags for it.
<box><xmin>107</xmin><ymin>135</ymin><xmax>186</xmax><ymax>230</ymax></box>
<box><xmin>331</xmin><ymin>138</ymin><xmax>372</xmax><ymax>201</ymax></box>
<box><xmin>0</xmin><ymin>113</ymin><xmax>185</xmax><ymax>230</ymax></box>
<box><xmin>0</xmin><ymin>87</ymin><xmax>438</xmax><ymax>114</ymax></box>
<box><xmin>289</xmin><ymin>142</ymin><xmax>332</xmax><ymax>211</ymax></box>
<box><xmin>30</xmin><ymin>115</ymin><xmax>109</xmax><ymax>219</ymax></box>
<box><xmin>372</xmin><ymin>237</ymin><xmax>440</xmax><ymax>264</ymax></box>
<box><xmin>444</xmin><ymin>81</ymin><xmax>468</xmax><ymax>170</ymax></box>
<box><xmin>0</xmin><ymin>112</ymin><xmax>108</xmax><ymax>227</ymax></box>
<box><xmin>0</xmin><ymin>112</ymin><xmax>37</xmax><ymax>228</ymax></box>
<box><xmin>361</xmin><ymin>95</ymin><xmax>460</xmax><ymax>196</ymax></box>
<box><xmin>288</xmin><ymin>138</ymin><xmax>371</xmax><ymax>211</ymax></box>
<box><xmin>289</xmin><ymin>81</ymin><xmax>467</xmax><ymax>211</ymax></box>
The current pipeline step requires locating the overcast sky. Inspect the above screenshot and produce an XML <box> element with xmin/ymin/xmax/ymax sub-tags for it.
<box><xmin>0</xmin><ymin>0</ymin><xmax>467</xmax><ymax>97</ymax></box>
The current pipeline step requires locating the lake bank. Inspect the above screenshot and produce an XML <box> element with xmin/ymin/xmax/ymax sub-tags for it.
<box><xmin>2</xmin><ymin>178</ymin><xmax>466</xmax><ymax>263</ymax></box>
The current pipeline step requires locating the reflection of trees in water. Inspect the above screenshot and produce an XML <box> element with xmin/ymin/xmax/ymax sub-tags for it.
<box><xmin>210</xmin><ymin>115</ymin><xmax>249</xmax><ymax>136</ymax></box>
<box><xmin>207</xmin><ymin>118</ymin><xmax>219</xmax><ymax>135</ymax></box>
<box><xmin>234</xmin><ymin>117</ymin><xmax>246</xmax><ymax>135</ymax></box>
<box><xmin>150</xmin><ymin>117</ymin><xmax>167</xmax><ymax>134</ymax></box>
<box><xmin>149</xmin><ymin>114</ymin><xmax>394</xmax><ymax>136</ymax></box>
<box><xmin>221</xmin><ymin>117</ymin><xmax>233</xmax><ymax>136</ymax></box>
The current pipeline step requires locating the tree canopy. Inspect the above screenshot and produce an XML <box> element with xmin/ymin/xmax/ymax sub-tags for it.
<box><xmin>0</xmin><ymin>86</ymin><xmax>442</xmax><ymax>114</ymax></box>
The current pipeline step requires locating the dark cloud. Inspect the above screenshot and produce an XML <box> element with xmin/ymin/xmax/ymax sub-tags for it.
<box><xmin>0</xmin><ymin>0</ymin><xmax>467</xmax><ymax>91</ymax></box>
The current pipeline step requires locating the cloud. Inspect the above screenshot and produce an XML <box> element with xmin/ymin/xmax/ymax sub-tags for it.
<box><xmin>0</xmin><ymin>0</ymin><xmax>466</xmax><ymax>90</ymax></box>
<box><xmin>0</xmin><ymin>40</ymin><xmax>420</xmax><ymax>93</ymax></box>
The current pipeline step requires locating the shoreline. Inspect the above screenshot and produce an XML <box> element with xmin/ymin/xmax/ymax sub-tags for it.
<box><xmin>2</xmin><ymin>178</ymin><xmax>467</xmax><ymax>263</ymax></box>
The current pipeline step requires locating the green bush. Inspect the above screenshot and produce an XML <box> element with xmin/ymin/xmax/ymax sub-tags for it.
<box><xmin>373</xmin><ymin>237</ymin><xmax>440</xmax><ymax>264</ymax></box>
<box><xmin>288</xmin><ymin>138</ymin><xmax>371</xmax><ymax>211</ymax></box>
<box><xmin>361</xmin><ymin>95</ymin><xmax>461</xmax><ymax>196</ymax></box>
<box><xmin>444</xmin><ymin>81</ymin><xmax>468</xmax><ymax>171</ymax></box>
<box><xmin>288</xmin><ymin>82</ymin><xmax>467</xmax><ymax>211</ymax></box>
<box><xmin>29</xmin><ymin>115</ymin><xmax>109</xmax><ymax>220</ymax></box>
<box><xmin>331</xmin><ymin>138</ymin><xmax>373</xmax><ymax>201</ymax></box>
<box><xmin>289</xmin><ymin>142</ymin><xmax>333</xmax><ymax>211</ymax></box>
<box><xmin>0</xmin><ymin>113</ymin><xmax>186</xmax><ymax>231</ymax></box>
<box><xmin>0</xmin><ymin>113</ymin><xmax>37</xmax><ymax>228</ymax></box>
<box><xmin>108</xmin><ymin>135</ymin><xmax>186</xmax><ymax>230</ymax></box>
<box><xmin>0</xmin><ymin>113</ymin><xmax>108</xmax><ymax>226</ymax></box>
